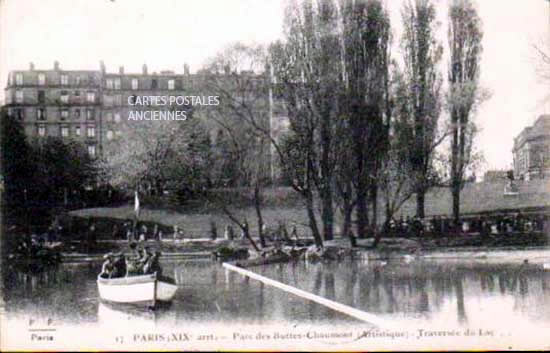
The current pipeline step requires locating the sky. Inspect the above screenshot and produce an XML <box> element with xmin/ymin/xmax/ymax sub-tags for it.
<box><xmin>0</xmin><ymin>0</ymin><xmax>549</xmax><ymax>173</ymax></box>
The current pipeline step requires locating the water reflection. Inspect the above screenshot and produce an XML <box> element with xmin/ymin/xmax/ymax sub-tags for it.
<box><xmin>252</xmin><ymin>259</ymin><xmax>550</xmax><ymax>328</ymax></box>
<box><xmin>3</xmin><ymin>258</ymin><xmax>550</xmax><ymax>330</ymax></box>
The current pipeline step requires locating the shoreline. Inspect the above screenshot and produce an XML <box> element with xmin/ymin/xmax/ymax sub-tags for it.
<box><xmin>60</xmin><ymin>243</ymin><xmax>550</xmax><ymax>264</ymax></box>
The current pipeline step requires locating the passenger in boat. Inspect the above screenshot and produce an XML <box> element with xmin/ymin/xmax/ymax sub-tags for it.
<box><xmin>143</xmin><ymin>250</ymin><xmax>162</xmax><ymax>276</ymax></box>
<box><xmin>100</xmin><ymin>253</ymin><xmax>116</xmax><ymax>278</ymax></box>
<box><xmin>112</xmin><ymin>253</ymin><xmax>126</xmax><ymax>278</ymax></box>
<box><xmin>125</xmin><ymin>242</ymin><xmax>142</xmax><ymax>276</ymax></box>
<box><xmin>137</xmin><ymin>246</ymin><xmax>152</xmax><ymax>273</ymax></box>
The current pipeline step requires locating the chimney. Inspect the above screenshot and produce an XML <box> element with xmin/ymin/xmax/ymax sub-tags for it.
<box><xmin>142</xmin><ymin>64</ymin><xmax>148</xmax><ymax>75</ymax></box>
<box><xmin>184</xmin><ymin>63</ymin><xmax>190</xmax><ymax>75</ymax></box>
<box><xmin>54</xmin><ymin>61</ymin><xmax>60</xmax><ymax>70</ymax></box>
<box><xmin>119</xmin><ymin>66</ymin><xmax>124</xmax><ymax>75</ymax></box>
<box><xmin>29</xmin><ymin>62</ymin><xmax>35</xmax><ymax>71</ymax></box>
<box><xmin>100</xmin><ymin>60</ymin><xmax>106</xmax><ymax>74</ymax></box>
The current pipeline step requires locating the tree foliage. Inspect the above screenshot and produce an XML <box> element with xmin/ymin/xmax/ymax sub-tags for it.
<box><xmin>100</xmin><ymin>115</ymin><xmax>212</xmax><ymax>198</ymax></box>
<box><xmin>1</xmin><ymin>111</ymin><xmax>97</xmax><ymax>225</ymax></box>
<box><xmin>201</xmin><ymin>43</ymin><xmax>272</xmax><ymax>188</ymax></box>
<box><xmin>398</xmin><ymin>0</ymin><xmax>445</xmax><ymax>218</ymax></box>
<box><xmin>447</xmin><ymin>0</ymin><xmax>486</xmax><ymax>221</ymax></box>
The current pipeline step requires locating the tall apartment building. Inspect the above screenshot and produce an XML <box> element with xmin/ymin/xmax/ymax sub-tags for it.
<box><xmin>4</xmin><ymin>61</ymin><xmax>102</xmax><ymax>157</ymax></box>
<box><xmin>512</xmin><ymin>114</ymin><xmax>550</xmax><ymax>180</ymax></box>
<box><xmin>3</xmin><ymin>61</ymin><xmax>281</xmax><ymax>180</ymax></box>
<box><xmin>3</xmin><ymin>61</ymin><xmax>219</xmax><ymax>158</ymax></box>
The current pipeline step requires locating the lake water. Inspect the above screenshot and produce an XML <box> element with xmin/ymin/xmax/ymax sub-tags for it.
<box><xmin>3</xmin><ymin>252</ymin><xmax>550</xmax><ymax>349</ymax></box>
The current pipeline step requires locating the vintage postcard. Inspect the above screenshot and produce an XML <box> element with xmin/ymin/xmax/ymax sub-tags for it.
<box><xmin>1</xmin><ymin>0</ymin><xmax>550</xmax><ymax>351</ymax></box>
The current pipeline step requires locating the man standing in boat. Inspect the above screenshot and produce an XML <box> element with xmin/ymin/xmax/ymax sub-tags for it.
<box><xmin>138</xmin><ymin>246</ymin><xmax>152</xmax><ymax>273</ymax></box>
<box><xmin>125</xmin><ymin>242</ymin><xmax>142</xmax><ymax>276</ymax></box>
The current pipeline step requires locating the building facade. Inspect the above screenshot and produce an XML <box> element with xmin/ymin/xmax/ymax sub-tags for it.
<box><xmin>512</xmin><ymin>114</ymin><xmax>550</xmax><ymax>180</ymax></box>
<box><xmin>4</xmin><ymin>61</ymin><xmax>102</xmax><ymax>157</ymax></box>
<box><xmin>3</xmin><ymin>61</ymin><xmax>280</xmax><ymax>181</ymax></box>
<box><xmin>3</xmin><ymin>61</ymin><xmax>206</xmax><ymax>158</ymax></box>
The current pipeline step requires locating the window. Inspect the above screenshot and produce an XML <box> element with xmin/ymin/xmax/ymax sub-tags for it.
<box><xmin>114</xmin><ymin>113</ymin><xmax>121</xmax><ymax>123</ymax></box>
<box><xmin>5</xmin><ymin>93</ymin><xmax>12</xmax><ymax>104</ymax></box>
<box><xmin>106</xmin><ymin>130</ymin><xmax>114</xmax><ymax>140</ymax></box>
<box><xmin>38</xmin><ymin>73</ymin><xmax>46</xmax><ymax>86</ymax></box>
<box><xmin>104</xmin><ymin>95</ymin><xmax>113</xmax><ymax>106</ymax></box>
<box><xmin>87</xmin><ymin>145</ymin><xmax>96</xmax><ymax>157</ymax></box>
<box><xmin>74</xmin><ymin>109</ymin><xmax>81</xmax><ymax>119</ymax></box>
<box><xmin>60</xmin><ymin>109</ymin><xmax>69</xmax><ymax>120</ymax></box>
<box><xmin>15</xmin><ymin>90</ymin><xmax>23</xmax><ymax>103</ymax></box>
<box><xmin>75</xmin><ymin>126</ymin><xmax>81</xmax><ymax>136</ymax></box>
<box><xmin>37</xmin><ymin>108</ymin><xmax>46</xmax><ymax>121</ymax></box>
<box><xmin>60</xmin><ymin>91</ymin><xmax>69</xmax><ymax>104</ymax></box>
<box><xmin>168</xmin><ymin>79</ymin><xmax>175</xmax><ymax>90</ymax></box>
<box><xmin>75</xmin><ymin>76</ymin><xmax>81</xmax><ymax>85</ymax></box>
<box><xmin>15</xmin><ymin>108</ymin><xmax>24</xmax><ymax>121</ymax></box>
<box><xmin>61</xmin><ymin>74</ymin><xmax>68</xmax><ymax>85</ymax></box>
<box><xmin>16</xmin><ymin>73</ymin><xmax>23</xmax><ymax>85</ymax></box>
<box><xmin>38</xmin><ymin>124</ymin><xmax>46</xmax><ymax>137</ymax></box>
<box><xmin>115</xmin><ymin>130</ymin><xmax>122</xmax><ymax>137</ymax></box>
<box><xmin>61</xmin><ymin>125</ymin><xmax>69</xmax><ymax>137</ymax></box>
<box><xmin>86</xmin><ymin>110</ymin><xmax>94</xmax><ymax>121</ymax></box>
<box><xmin>131</xmin><ymin>78</ymin><xmax>138</xmax><ymax>90</ymax></box>
<box><xmin>114</xmin><ymin>78</ymin><xmax>121</xmax><ymax>90</ymax></box>
<box><xmin>74</xmin><ymin>90</ymin><xmax>80</xmax><ymax>97</ymax></box>
<box><xmin>87</xmin><ymin>92</ymin><xmax>95</xmax><ymax>103</ymax></box>
<box><xmin>87</xmin><ymin>125</ymin><xmax>95</xmax><ymax>138</ymax></box>
<box><xmin>38</xmin><ymin>90</ymin><xmax>45</xmax><ymax>103</ymax></box>
<box><xmin>114</xmin><ymin>95</ymin><xmax>122</xmax><ymax>106</ymax></box>
<box><xmin>106</xmin><ymin>79</ymin><xmax>113</xmax><ymax>89</ymax></box>
<box><xmin>105</xmin><ymin>112</ymin><xmax>113</xmax><ymax>122</ymax></box>
<box><xmin>151</xmin><ymin>79</ymin><xmax>158</xmax><ymax>89</ymax></box>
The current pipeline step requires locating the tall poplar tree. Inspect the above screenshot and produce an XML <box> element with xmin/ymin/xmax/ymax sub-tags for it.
<box><xmin>400</xmin><ymin>0</ymin><xmax>444</xmax><ymax>219</ymax></box>
<box><xmin>447</xmin><ymin>0</ymin><xmax>484</xmax><ymax>222</ymax></box>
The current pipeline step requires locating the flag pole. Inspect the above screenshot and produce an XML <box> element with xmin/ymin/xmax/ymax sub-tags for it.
<box><xmin>133</xmin><ymin>183</ymin><xmax>140</xmax><ymax>240</ymax></box>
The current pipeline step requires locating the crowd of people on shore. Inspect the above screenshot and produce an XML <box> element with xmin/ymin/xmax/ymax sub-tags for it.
<box><xmin>384</xmin><ymin>212</ymin><xmax>549</xmax><ymax>238</ymax></box>
<box><xmin>99</xmin><ymin>243</ymin><xmax>162</xmax><ymax>279</ymax></box>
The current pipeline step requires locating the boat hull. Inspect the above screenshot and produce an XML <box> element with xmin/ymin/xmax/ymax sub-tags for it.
<box><xmin>97</xmin><ymin>274</ymin><xmax>178</xmax><ymax>304</ymax></box>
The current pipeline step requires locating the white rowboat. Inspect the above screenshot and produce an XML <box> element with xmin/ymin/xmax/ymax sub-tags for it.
<box><xmin>97</xmin><ymin>273</ymin><xmax>178</xmax><ymax>306</ymax></box>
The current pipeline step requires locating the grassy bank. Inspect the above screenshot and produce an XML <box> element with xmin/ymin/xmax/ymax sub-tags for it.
<box><xmin>398</xmin><ymin>179</ymin><xmax>550</xmax><ymax>217</ymax></box>
<box><xmin>70</xmin><ymin>180</ymin><xmax>550</xmax><ymax>240</ymax></box>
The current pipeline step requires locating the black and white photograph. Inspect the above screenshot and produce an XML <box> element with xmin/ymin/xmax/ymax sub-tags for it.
<box><xmin>0</xmin><ymin>0</ymin><xmax>549</xmax><ymax>350</ymax></box>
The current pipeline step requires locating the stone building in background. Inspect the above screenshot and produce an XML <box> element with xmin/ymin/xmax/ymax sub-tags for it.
<box><xmin>3</xmin><ymin>61</ymin><xmax>102</xmax><ymax>157</ymax></box>
<box><xmin>513</xmin><ymin>114</ymin><xmax>550</xmax><ymax>180</ymax></box>
<box><xmin>2</xmin><ymin>61</ymin><xmax>279</xmax><ymax>182</ymax></box>
<box><xmin>3</xmin><ymin>61</ymin><xmax>202</xmax><ymax>158</ymax></box>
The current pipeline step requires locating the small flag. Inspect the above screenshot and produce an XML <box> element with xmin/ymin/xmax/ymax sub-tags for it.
<box><xmin>134</xmin><ymin>190</ymin><xmax>140</xmax><ymax>218</ymax></box>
